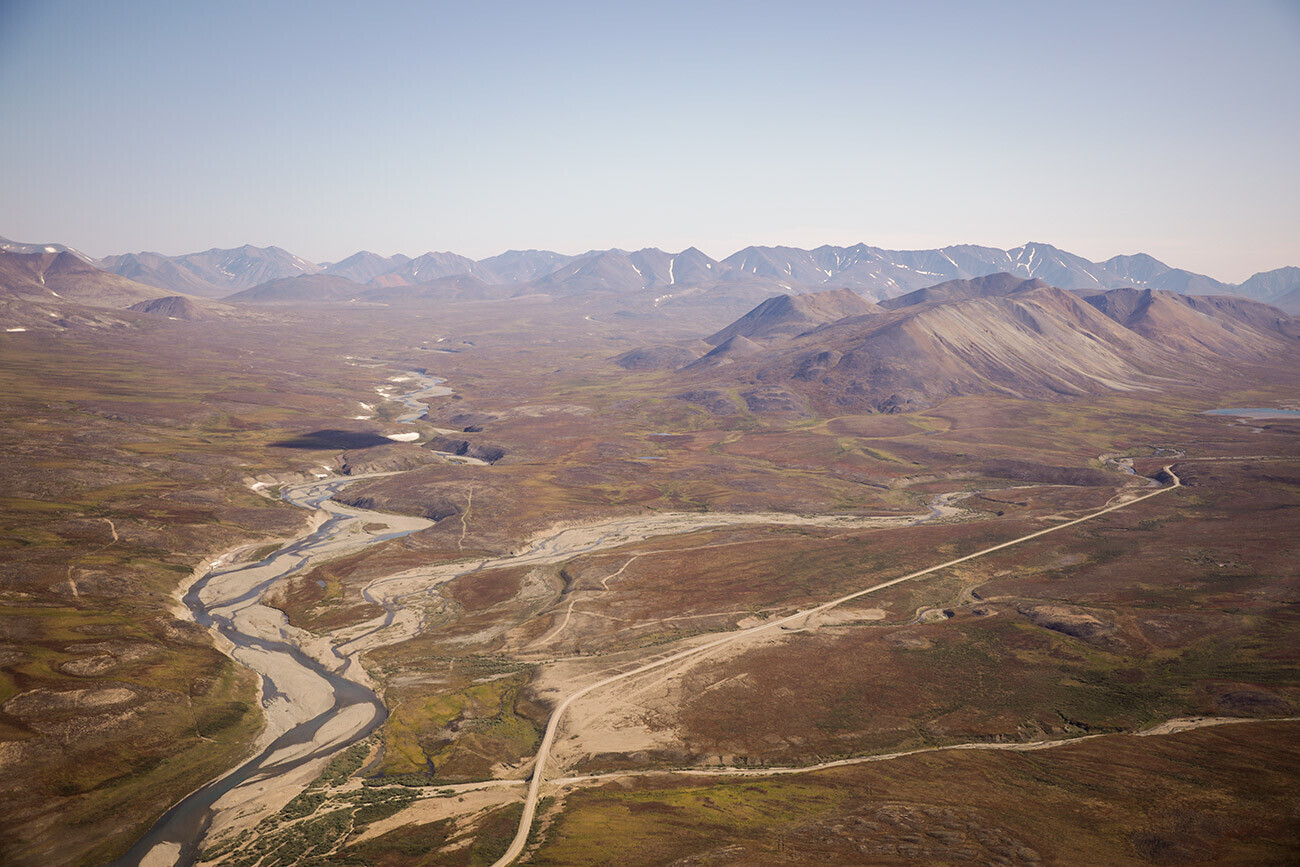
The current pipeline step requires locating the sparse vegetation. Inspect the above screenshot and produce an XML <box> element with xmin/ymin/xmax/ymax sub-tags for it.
<box><xmin>3</xmin><ymin>276</ymin><xmax>1297</xmax><ymax>866</ymax></box>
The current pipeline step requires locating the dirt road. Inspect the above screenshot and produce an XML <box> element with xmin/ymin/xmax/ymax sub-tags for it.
<box><xmin>489</xmin><ymin>466</ymin><xmax>1182</xmax><ymax>866</ymax></box>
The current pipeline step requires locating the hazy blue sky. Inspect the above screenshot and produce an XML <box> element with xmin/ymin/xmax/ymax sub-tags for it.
<box><xmin>2</xmin><ymin>0</ymin><xmax>1297</xmax><ymax>281</ymax></box>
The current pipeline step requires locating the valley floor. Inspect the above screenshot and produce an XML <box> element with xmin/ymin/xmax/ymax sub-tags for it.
<box><xmin>1</xmin><ymin>301</ymin><xmax>1297</xmax><ymax>866</ymax></box>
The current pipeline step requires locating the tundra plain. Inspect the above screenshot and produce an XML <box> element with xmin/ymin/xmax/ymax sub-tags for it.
<box><xmin>1</xmin><ymin>287</ymin><xmax>1297</xmax><ymax>867</ymax></box>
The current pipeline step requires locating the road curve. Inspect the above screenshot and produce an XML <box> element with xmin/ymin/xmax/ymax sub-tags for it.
<box><xmin>489</xmin><ymin>466</ymin><xmax>1182</xmax><ymax>866</ymax></box>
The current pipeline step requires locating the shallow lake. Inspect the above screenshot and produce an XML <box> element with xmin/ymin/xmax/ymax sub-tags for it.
<box><xmin>1203</xmin><ymin>408</ymin><xmax>1300</xmax><ymax>419</ymax></box>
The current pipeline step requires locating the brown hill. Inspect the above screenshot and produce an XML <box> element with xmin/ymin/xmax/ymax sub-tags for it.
<box><xmin>613</xmin><ymin>344</ymin><xmax>703</xmax><ymax>371</ymax></box>
<box><xmin>1083</xmin><ymin>288</ymin><xmax>1299</xmax><ymax>360</ymax></box>
<box><xmin>126</xmin><ymin>295</ymin><xmax>216</xmax><ymax>320</ymax></box>
<box><xmin>686</xmin><ymin>282</ymin><xmax>1173</xmax><ymax>413</ymax></box>
<box><xmin>705</xmin><ymin>288</ymin><xmax>880</xmax><ymax>345</ymax></box>
<box><xmin>0</xmin><ymin>250</ymin><xmax>173</xmax><ymax>308</ymax></box>
<box><xmin>685</xmin><ymin>276</ymin><xmax>1300</xmax><ymax>414</ymax></box>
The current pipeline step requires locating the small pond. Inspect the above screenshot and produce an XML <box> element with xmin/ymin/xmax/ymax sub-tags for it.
<box><xmin>1203</xmin><ymin>408</ymin><xmax>1300</xmax><ymax>419</ymax></box>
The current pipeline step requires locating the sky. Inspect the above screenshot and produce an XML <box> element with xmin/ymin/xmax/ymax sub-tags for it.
<box><xmin>1</xmin><ymin>0</ymin><xmax>1297</xmax><ymax>282</ymax></box>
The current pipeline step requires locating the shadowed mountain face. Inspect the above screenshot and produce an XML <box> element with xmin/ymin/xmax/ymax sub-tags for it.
<box><xmin>678</xmin><ymin>275</ymin><xmax>1300</xmax><ymax>414</ymax></box>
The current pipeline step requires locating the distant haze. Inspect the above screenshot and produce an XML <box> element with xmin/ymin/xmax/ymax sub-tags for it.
<box><xmin>1</xmin><ymin>0</ymin><xmax>1297</xmax><ymax>283</ymax></box>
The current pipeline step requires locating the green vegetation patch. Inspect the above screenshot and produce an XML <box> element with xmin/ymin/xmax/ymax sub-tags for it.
<box><xmin>312</xmin><ymin>740</ymin><xmax>372</xmax><ymax>789</ymax></box>
<box><xmin>530</xmin><ymin>721</ymin><xmax>1300</xmax><ymax>866</ymax></box>
<box><xmin>380</xmin><ymin>672</ymin><xmax>541</xmax><ymax>780</ymax></box>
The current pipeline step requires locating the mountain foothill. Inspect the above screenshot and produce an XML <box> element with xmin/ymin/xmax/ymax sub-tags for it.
<box><xmin>653</xmin><ymin>276</ymin><xmax>1300</xmax><ymax>416</ymax></box>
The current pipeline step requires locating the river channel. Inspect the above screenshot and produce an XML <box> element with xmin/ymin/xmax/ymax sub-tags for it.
<box><xmin>114</xmin><ymin>374</ymin><xmax>445</xmax><ymax>867</ymax></box>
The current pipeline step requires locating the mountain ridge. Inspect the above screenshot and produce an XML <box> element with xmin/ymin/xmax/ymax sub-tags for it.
<box><xmin>96</xmin><ymin>244</ymin><xmax>319</xmax><ymax>298</ymax></box>
<box><xmin>706</xmin><ymin>288</ymin><xmax>881</xmax><ymax>345</ymax></box>
<box><xmin>670</xmin><ymin>274</ymin><xmax>1300</xmax><ymax>415</ymax></box>
<box><xmin>0</xmin><ymin>249</ymin><xmax>175</xmax><ymax>308</ymax></box>
<box><xmin>5</xmin><ymin>232</ymin><xmax>1297</xmax><ymax>312</ymax></box>
<box><xmin>78</xmin><ymin>237</ymin><xmax>1295</xmax><ymax>303</ymax></box>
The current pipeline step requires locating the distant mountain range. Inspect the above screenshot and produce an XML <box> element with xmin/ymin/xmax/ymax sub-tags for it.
<box><xmin>5</xmin><ymin>234</ymin><xmax>1292</xmax><ymax>310</ymax></box>
<box><xmin>2</xmin><ymin>235</ymin><xmax>1298</xmax><ymax>317</ymax></box>
<box><xmin>95</xmin><ymin>244</ymin><xmax>320</xmax><ymax>298</ymax></box>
